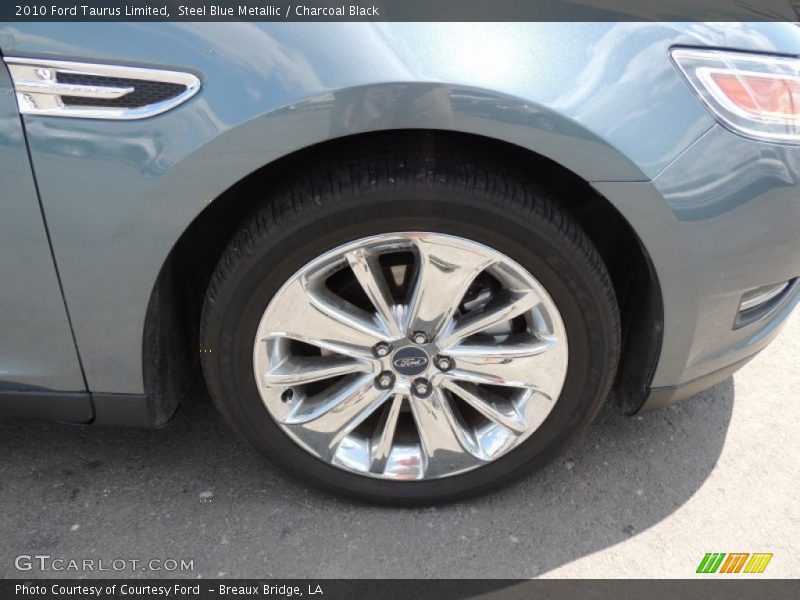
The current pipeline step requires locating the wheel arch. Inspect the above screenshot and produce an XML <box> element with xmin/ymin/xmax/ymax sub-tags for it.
<box><xmin>142</xmin><ymin>129</ymin><xmax>662</xmax><ymax>425</ymax></box>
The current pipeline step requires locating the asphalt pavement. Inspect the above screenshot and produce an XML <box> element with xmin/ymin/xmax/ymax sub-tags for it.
<box><xmin>1</xmin><ymin>310</ymin><xmax>798</xmax><ymax>579</ymax></box>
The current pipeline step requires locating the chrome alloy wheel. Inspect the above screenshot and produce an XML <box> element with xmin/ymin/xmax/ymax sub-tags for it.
<box><xmin>253</xmin><ymin>233</ymin><xmax>568</xmax><ymax>481</ymax></box>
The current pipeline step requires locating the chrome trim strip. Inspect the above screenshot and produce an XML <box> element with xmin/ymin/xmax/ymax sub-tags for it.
<box><xmin>14</xmin><ymin>79</ymin><xmax>135</xmax><ymax>99</ymax></box>
<box><xmin>739</xmin><ymin>281</ymin><xmax>791</xmax><ymax>311</ymax></box>
<box><xmin>3</xmin><ymin>57</ymin><xmax>201</xmax><ymax>120</ymax></box>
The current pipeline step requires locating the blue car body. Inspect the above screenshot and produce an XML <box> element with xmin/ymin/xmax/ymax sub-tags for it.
<box><xmin>0</xmin><ymin>22</ymin><xmax>798</xmax><ymax>424</ymax></box>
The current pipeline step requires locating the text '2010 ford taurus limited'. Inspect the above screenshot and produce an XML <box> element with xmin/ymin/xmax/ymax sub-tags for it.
<box><xmin>0</xmin><ymin>22</ymin><xmax>798</xmax><ymax>503</ymax></box>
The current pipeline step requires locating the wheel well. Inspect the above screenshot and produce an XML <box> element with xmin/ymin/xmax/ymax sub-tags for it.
<box><xmin>143</xmin><ymin>130</ymin><xmax>662</xmax><ymax>425</ymax></box>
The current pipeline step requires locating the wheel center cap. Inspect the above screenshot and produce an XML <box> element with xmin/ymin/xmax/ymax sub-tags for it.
<box><xmin>391</xmin><ymin>346</ymin><xmax>430</xmax><ymax>376</ymax></box>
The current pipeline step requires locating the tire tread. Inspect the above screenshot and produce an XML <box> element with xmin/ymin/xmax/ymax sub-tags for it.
<box><xmin>200</xmin><ymin>140</ymin><xmax>621</xmax><ymax>503</ymax></box>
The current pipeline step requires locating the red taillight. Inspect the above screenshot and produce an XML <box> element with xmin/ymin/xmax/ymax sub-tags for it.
<box><xmin>710</xmin><ymin>72</ymin><xmax>800</xmax><ymax>120</ymax></box>
<box><xmin>671</xmin><ymin>48</ymin><xmax>800</xmax><ymax>142</ymax></box>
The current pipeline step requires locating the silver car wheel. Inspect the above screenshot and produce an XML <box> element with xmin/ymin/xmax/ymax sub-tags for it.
<box><xmin>253</xmin><ymin>232</ymin><xmax>568</xmax><ymax>481</ymax></box>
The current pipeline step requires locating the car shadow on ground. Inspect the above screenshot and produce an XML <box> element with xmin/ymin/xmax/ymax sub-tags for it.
<box><xmin>0</xmin><ymin>379</ymin><xmax>734</xmax><ymax>578</ymax></box>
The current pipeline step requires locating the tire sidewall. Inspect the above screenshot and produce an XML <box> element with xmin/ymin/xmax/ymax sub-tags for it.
<box><xmin>203</xmin><ymin>187</ymin><xmax>616</xmax><ymax>503</ymax></box>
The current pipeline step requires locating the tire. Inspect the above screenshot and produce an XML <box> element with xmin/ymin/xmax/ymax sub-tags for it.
<box><xmin>200</xmin><ymin>139</ymin><xmax>620</xmax><ymax>505</ymax></box>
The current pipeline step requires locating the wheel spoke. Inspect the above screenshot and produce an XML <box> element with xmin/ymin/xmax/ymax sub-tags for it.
<box><xmin>346</xmin><ymin>248</ymin><xmax>403</xmax><ymax>338</ymax></box>
<box><xmin>442</xmin><ymin>337</ymin><xmax>565</xmax><ymax>398</ymax></box>
<box><xmin>438</xmin><ymin>288</ymin><xmax>539</xmax><ymax>349</ymax></box>
<box><xmin>262</xmin><ymin>278</ymin><xmax>386</xmax><ymax>358</ymax></box>
<box><xmin>254</xmin><ymin>232</ymin><xmax>569</xmax><ymax>482</ymax></box>
<box><xmin>441</xmin><ymin>380</ymin><xmax>527</xmax><ymax>433</ymax></box>
<box><xmin>283</xmin><ymin>374</ymin><xmax>391</xmax><ymax>458</ymax></box>
<box><xmin>407</xmin><ymin>236</ymin><xmax>495</xmax><ymax>339</ymax></box>
<box><xmin>263</xmin><ymin>355</ymin><xmax>371</xmax><ymax>387</ymax></box>
<box><xmin>369</xmin><ymin>393</ymin><xmax>404</xmax><ymax>474</ymax></box>
<box><xmin>409</xmin><ymin>389</ymin><xmax>486</xmax><ymax>477</ymax></box>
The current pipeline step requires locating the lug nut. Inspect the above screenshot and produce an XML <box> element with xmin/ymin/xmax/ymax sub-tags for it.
<box><xmin>412</xmin><ymin>378</ymin><xmax>431</xmax><ymax>397</ymax></box>
<box><xmin>412</xmin><ymin>331</ymin><xmax>428</xmax><ymax>344</ymax></box>
<box><xmin>375</xmin><ymin>372</ymin><xmax>395</xmax><ymax>390</ymax></box>
<box><xmin>435</xmin><ymin>356</ymin><xmax>453</xmax><ymax>371</ymax></box>
<box><xmin>373</xmin><ymin>342</ymin><xmax>392</xmax><ymax>358</ymax></box>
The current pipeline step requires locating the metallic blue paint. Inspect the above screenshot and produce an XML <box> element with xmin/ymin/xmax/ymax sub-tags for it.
<box><xmin>0</xmin><ymin>61</ymin><xmax>84</xmax><ymax>391</ymax></box>
<box><xmin>0</xmin><ymin>22</ymin><xmax>798</xmax><ymax>410</ymax></box>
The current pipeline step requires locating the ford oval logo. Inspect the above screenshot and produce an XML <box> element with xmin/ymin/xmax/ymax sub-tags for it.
<box><xmin>394</xmin><ymin>357</ymin><xmax>426</xmax><ymax>368</ymax></box>
<box><xmin>391</xmin><ymin>347</ymin><xmax>430</xmax><ymax>376</ymax></box>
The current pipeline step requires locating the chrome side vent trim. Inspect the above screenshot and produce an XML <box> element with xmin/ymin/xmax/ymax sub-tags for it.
<box><xmin>3</xmin><ymin>57</ymin><xmax>200</xmax><ymax>120</ymax></box>
<box><xmin>734</xmin><ymin>278</ymin><xmax>798</xmax><ymax>329</ymax></box>
<box><xmin>739</xmin><ymin>281</ymin><xmax>791</xmax><ymax>312</ymax></box>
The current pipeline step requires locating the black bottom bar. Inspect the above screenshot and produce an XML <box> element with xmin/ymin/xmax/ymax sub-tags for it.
<box><xmin>3</xmin><ymin>579</ymin><xmax>799</xmax><ymax>600</ymax></box>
